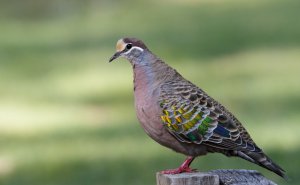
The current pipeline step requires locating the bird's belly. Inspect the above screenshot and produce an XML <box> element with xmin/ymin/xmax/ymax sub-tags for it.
<box><xmin>135</xmin><ymin>101</ymin><xmax>208</xmax><ymax>157</ymax></box>
<box><xmin>135</xmin><ymin>102</ymin><xmax>166</xmax><ymax>142</ymax></box>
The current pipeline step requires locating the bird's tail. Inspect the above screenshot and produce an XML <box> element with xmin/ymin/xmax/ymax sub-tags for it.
<box><xmin>236</xmin><ymin>150</ymin><xmax>288</xmax><ymax>180</ymax></box>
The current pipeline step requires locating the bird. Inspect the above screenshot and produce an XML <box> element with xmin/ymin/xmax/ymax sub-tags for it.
<box><xmin>109</xmin><ymin>37</ymin><xmax>287</xmax><ymax>179</ymax></box>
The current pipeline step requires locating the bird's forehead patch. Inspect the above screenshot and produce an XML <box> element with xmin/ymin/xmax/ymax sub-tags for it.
<box><xmin>116</xmin><ymin>39</ymin><xmax>126</xmax><ymax>52</ymax></box>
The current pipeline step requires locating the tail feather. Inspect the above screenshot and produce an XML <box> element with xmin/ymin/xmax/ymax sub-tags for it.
<box><xmin>236</xmin><ymin>150</ymin><xmax>287</xmax><ymax>179</ymax></box>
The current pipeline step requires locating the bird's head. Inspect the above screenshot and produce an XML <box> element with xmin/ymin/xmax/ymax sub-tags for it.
<box><xmin>109</xmin><ymin>38</ymin><xmax>148</xmax><ymax>63</ymax></box>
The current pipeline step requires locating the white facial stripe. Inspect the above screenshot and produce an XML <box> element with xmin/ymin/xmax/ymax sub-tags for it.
<box><xmin>123</xmin><ymin>46</ymin><xmax>144</xmax><ymax>55</ymax></box>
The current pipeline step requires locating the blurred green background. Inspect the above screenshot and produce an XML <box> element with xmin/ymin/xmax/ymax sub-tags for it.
<box><xmin>0</xmin><ymin>0</ymin><xmax>299</xmax><ymax>184</ymax></box>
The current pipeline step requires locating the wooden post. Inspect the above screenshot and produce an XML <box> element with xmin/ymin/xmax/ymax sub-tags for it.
<box><xmin>156</xmin><ymin>169</ymin><xmax>277</xmax><ymax>185</ymax></box>
<box><xmin>157</xmin><ymin>172</ymin><xmax>219</xmax><ymax>185</ymax></box>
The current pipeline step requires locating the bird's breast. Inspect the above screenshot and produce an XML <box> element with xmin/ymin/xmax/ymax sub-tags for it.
<box><xmin>134</xmin><ymin>85</ymin><xmax>164</xmax><ymax>135</ymax></box>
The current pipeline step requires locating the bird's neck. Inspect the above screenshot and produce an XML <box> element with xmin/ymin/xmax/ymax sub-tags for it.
<box><xmin>132</xmin><ymin>55</ymin><xmax>178</xmax><ymax>93</ymax></box>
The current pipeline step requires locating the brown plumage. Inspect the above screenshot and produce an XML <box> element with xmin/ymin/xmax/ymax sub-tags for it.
<box><xmin>109</xmin><ymin>37</ymin><xmax>287</xmax><ymax>179</ymax></box>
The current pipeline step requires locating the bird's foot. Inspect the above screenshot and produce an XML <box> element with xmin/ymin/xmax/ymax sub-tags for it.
<box><xmin>160</xmin><ymin>167</ymin><xmax>198</xmax><ymax>174</ymax></box>
<box><xmin>160</xmin><ymin>156</ymin><xmax>196</xmax><ymax>174</ymax></box>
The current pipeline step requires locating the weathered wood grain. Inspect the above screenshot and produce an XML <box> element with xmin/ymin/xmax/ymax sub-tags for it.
<box><xmin>156</xmin><ymin>169</ymin><xmax>277</xmax><ymax>185</ymax></box>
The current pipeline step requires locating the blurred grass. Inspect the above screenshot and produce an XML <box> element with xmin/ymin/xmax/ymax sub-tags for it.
<box><xmin>0</xmin><ymin>0</ymin><xmax>299</xmax><ymax>184</ymax></box>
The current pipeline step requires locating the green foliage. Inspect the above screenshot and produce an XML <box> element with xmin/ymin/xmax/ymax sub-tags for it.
<box><xmin>0</xmin><ymin>0</ymin><xmax>299</xmax><ymax>184</ymax></box>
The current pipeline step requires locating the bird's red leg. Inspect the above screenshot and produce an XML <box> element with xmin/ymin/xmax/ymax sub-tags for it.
<box><xmin>161</xmin><ymin>156</ymin><xmax>196</xmax><ymax>174</ymax></box>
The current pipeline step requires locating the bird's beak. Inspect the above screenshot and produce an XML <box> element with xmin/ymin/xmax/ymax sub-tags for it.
<box><xmin>109</xmin><ymin>51</ymin><xmax>121</xmax><ymax>63</ymax></box>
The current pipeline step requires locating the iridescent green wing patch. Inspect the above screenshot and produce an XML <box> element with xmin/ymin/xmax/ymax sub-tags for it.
<box><xmin>198</xmin><ymin>117</ymin><xmax>212</xmax><ymax>135</ymax></box>
<box><xmin>159</xmin><ymin>98</ymin><xmax>218</xmax><ymax>144</ymax></box>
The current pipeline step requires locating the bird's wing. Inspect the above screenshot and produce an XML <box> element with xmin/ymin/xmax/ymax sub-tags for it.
<box><xmin>159</xmin><ymin>80</ymin><xmax>261</xmax><ymax>152</ymax></box>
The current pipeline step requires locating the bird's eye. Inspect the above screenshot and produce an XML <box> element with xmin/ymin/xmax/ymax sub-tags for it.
<box><xmin>126</xmin><ymin>44</ymin><xmax>132</xmax><ymax>50</ymax></box>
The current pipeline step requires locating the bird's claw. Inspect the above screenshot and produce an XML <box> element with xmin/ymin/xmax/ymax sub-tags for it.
<box><xmin>160</xmin><ymin>167</ymin><xmax>198</xmax><ymax>174</ymax></box>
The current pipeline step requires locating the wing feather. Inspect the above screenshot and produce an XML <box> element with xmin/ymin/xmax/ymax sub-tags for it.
<box><xmin>159</xmin><ymin>80</ymin><xmax>261</xmax><ymax>152</ymax></box>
